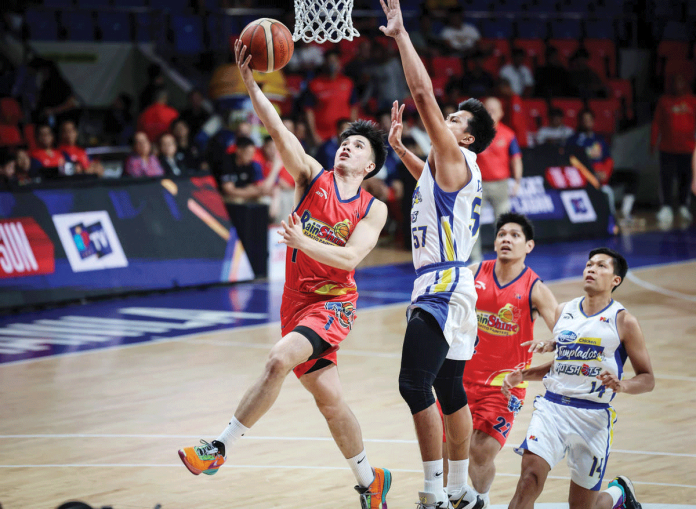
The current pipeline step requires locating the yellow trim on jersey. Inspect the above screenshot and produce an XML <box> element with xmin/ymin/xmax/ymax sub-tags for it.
<box><xmin>314</xmin><ymin>284</ymin><xmax>357</xmax><ymax>296</ymax></box>
<box><xmin>441</xmin><ymin>217</ymin><xmax>455</xmax><ymax>261</ymax></box>
<box><xmin>433</xmin><ymin>268</ymin><xmax>453</xmax><ymax>293</ymax></box>
<box><xmin>489</xmin><ymin>371</ymin><xmax>529</xmax><ymax>388</ymax></box>
<box><xmin>608</xmin><ymin>407</ymin><xmax>617</xmax><ymax>446</ymax></box>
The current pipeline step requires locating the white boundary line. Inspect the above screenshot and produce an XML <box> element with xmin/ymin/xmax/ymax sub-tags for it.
<box><xmin>626</xmin><ymin>271</ymin><xmax>696</xmax><ymax>303</ymax></box>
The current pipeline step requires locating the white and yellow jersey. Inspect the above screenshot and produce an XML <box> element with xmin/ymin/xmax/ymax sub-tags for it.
<box><xmin>544</xmin><ymin>297</ymin><xmax>627</xmax><ymax>403</ymax></box>
<box><xmin>410</xmin><ymin>147</ymin><xmax>483</xmax><ymax>270</ymax></box>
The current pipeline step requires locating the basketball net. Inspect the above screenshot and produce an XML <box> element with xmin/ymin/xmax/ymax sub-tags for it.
<box><xmin>292</xmin><ymin>0</ymin><xmax>360</xmax><ymax>44</ymax></box>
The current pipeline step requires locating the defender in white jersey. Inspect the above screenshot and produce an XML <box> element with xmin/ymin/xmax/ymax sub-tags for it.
<box><xmin>503</xmin><ymin>248</ymin><xmax>654</xmax><ymax>509</ymax></box>
<box><xmin>381</xmin><ymin>0</ymin><xmax>497</xmax><ymax>507</ymax></box>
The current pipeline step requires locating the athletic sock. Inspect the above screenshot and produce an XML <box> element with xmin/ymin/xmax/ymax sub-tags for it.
<box><xmin>479</xmin><ymin>491</ymin><xmax>490</xmax><ymax>507</ymax></box>
<box><xmin>216</xmin><ymin>416</ymin><xmax>249</xmax><ymax>453</ymax></box>
<box><xmin>423</xmin><ymin>459</ymin><xmax>446</xmax><ymax>502</ymax></box>
<box><xmin>446</xmin><ymin>458</ymin><xmax>469</xmax><ymax>495</ymax></box>
<box><xmin>347</xmin><ymin>449</ymin><xmax>375</xmax><ymax>488</ymax></box>
<box><xmin>604</xmin><ymin>485</ymin><xmax>624</xmax><ymax>508</ymax></box>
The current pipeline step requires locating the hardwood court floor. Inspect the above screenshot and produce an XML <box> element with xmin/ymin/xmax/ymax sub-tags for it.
<box><xmin>0</xmin><ymin>262</ymin><xmax>695</xmax><ymax>508</ymax></box>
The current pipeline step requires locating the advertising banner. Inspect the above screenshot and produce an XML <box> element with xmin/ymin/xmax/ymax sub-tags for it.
<box><xmin>0</xmin><ymin>176</ymin><xmax>253</xmax><ymax>310</ymax></box>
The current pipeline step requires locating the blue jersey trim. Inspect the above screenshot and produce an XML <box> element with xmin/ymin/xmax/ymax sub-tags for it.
<box><xmin>543</xmin><ymin>391</ymin><xmax>610</xmax><ymax>409</ymax></box>
<box><xmin>363</xmin><ymin>196</ymin><xmax>375</xmax><ymax>219</ymax></box>
<box><xmin>473</xmin><ymin>262</ymin><xmax>484</xmax><ymax>279</ymax></box>
<box><xmin>416</xmin><ymin>261</ymin><xmax>469</xmax><ymax>278</ymax></box>
<box><xmin>528</xmin><ymin>277</ymin><xmax>540</xmax><ymax>324</ymax></box>
<box><xmin>591</xmin><ymin>408</ymin><xmax>616</xmax><ymax>491</ymax></box>
<box><xmin>293</xmin><ymin>169</ymin><xmax>325</xmax><ymax>214</ymax></box>
<box><xmin>493</xmin><ymin>263</ymin><xmax>529</xmax><ymax>289</ymax></box>
<box><xmin>578</xmin><ymin>298</ymin><xmax>615</xmax><ymax>318</ymax></box>
<box><xmin>333</xmin><ymin>172</ymin><xmax>362</xmax><ymax>203</ymax></box>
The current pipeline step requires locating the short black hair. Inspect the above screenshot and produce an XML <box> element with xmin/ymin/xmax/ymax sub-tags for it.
<box><xmin>549</xmin><ymin>107</ymin><xmax>564</xmax><ymax>118</ymax></box>
<box><xmin>262</xmin><ymin>135</ymin><xmax>273</xmax><ymax>145</ymax></box>
<box><xmin>36</xmin><ymin>123</ymin><xmax>53</xmax><ymax>134</ymax></box>
<box><xmin>495</xmin><ymin>212</ymin><xmax>534</xmax><ymax>241</ymax></box>
<box><xmin>458</xmin><ymin>98</ymin><xmax>496</xmax><ymax>154</ymax></box>
<box><xmin>235</xmin><ymin>136</ymin><xmax>256</xmax><ymax>149</ymax></box>
<box><xmin>338</xmin><ymin>119</ymin><xmax>387</xmax><ymax>180</ymax></box>
<box><xmin>588</xmin><ymin>247</ymin><xmax>628</xmax><ymax>291</ymax></box>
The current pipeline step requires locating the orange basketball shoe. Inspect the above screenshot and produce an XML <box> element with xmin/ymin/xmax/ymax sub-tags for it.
<box><xmin>354</xmin><ymin>467</ymin><xmax>392</xmax><ymax>509</ymax></box>
<box><xmin>178</xmin><ymin>439</ymin><xmax>226</xmax><ymax>476</ymax></box>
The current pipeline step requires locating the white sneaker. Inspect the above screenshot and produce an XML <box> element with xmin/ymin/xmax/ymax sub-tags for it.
<box><xmin>417</xmin><ymin>491</ymin><xmax>452</xmax><ymax>508</ymax></box>
<box><xmin>679</xmin><ymin>206</ymin><xmax>693</xmax><ymax>222</ymax></box>
<box><xmin>448</xmin><ymin>486</ymin><xmax>484</xmax><ymax>509</ymax></box>
<box><xmin>656</xmin><ymin>206</ymin><xmax>673</xmax><ymax>224</ymax></box>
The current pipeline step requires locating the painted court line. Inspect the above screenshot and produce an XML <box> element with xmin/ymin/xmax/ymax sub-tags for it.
<box><xmin>626</xmin><ymin>271</ymin><xmax>696</xmax><ymax>303</ymax></box>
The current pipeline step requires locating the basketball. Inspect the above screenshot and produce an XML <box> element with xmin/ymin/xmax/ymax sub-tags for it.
<box><xmin>334</xmin><ymin>220</ymin><xmax>351</xmax><ymax>241</ymax></box>
<box><xmin>239</xmin><ymin>18</ymin><xmax>294</xmax><ymax>73</ymax></box>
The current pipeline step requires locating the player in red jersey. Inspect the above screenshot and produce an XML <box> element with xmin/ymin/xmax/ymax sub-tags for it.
<box><xmin>178</xmin><ymin>40</ymin><xmax>392</xmax><ymax>509</ymax></box>
<box><xmin>444</xmin><ymin>213</ymin><xmax>558</xmax><ymax>507</ymax></box>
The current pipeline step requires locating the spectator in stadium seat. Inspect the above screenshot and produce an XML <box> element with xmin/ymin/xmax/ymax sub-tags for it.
<box><xmin>536</xmin><ymin>107</ymin><xmax>574</xmax><ymax>146</ymax></box>
<box><xmin>180</xmin><ymin>88</ymin><xmax>209</xmax><ymax>139</ymax></box>
<box><xmin>440</xmin><ymin>6</ymin><xmax>481</xmax><ymax>56</ymax></box>
<box><xmin>103</xmin><ymin>93</ymin><xmax>134</xmax><ymax>146</ymax></box>
<box><xmin>499</xmin><ymin>47</ymin><xmax>535</xmax><ymax>97</ymax></box>
<box><xmin>568</xmin><ymin>48</ymin><xmax>608</xmax><ymax>99</ymax></box>
<box><xmin>534</xmin><ymin>46</ymin><xmax>573</xmax><ymax>98</ymax></box>
<box><xmin>304</xmin><ymin>49</ymin><xmax>358</xmax><ymax>144</ymax></box>
<box><xmin>14</xmin><ymin>147</ymin><xmax>36</xmax><ymax>184</ymax></box>
<box><xmin>258</xmin><ymin>135</ymin><xmax>295</xmax><ymax>223</ymax></box>
<box><xmin>446</xmin><ymin>51</ymin><xmax>495</xmax><ymax>100</ymax></box>
<box><xmin>470</xmin><ymin>97</ymin><xmax>523</xmax><ymax>263</ymax></box>
<box><xmin>367</xmin><ymin>43</ymin><xmax>410</xmax><ymax>111</ymax></box>
<box><xmin>137</xmin><ymin>87</ymin><xmax>179</xmax><ymax>143</ymax></box>
<box><xmin>30</xmin><ymin>123</ymin><xmax>66</xmax><ymax>178</ymax></box>
<box><xmin>315</xmin><ymin>118</ymin><xmax>352</xmax><ymax>170</ymax></box>
<box><xmin>344</xmin><ymin>40</ymin><xmax>376</xmax><ymax>113</ymax></box>
<box><xmin>29</xmin><ymin>57</ymin><xmax>79</xmax><ymax>127</ymax></box>
<box><xmin>158</xmin><ymin>133</ymin><xmax>190</xmax><ymax>176</ymax></box>
<box><xmin>124</xmin><ymin>131</ymin><xmax>164</xmax><ymax>177</ymax></box>
<box><xmin>58</xmin><ymin>120</ymin><xmax>104</xmax><ymax>177</ymax></box>
<box><xmin>139</xmin><ymin>64</ymin><xmax>166</xmax><ymax>110</ymax></box>
<box><xmin>0</xmin><ymin>149</ymin><xmax>16</xmax><ymax>190</ymax></box>
<box><xmin>219</xmin><ymin>136</ymin><xmax>271</xmax><ymax>201</ymax></box>
<box><xmin>651</xmin><ymin>73</ymin><xmax>696</xmax><ymax>225</ymax></box>
<box><xmin>497</xmin><ymin>78</ymin><xmax>530</xmax><ymax>148</ymax></box>
<box><xmin>285</xmin><ymin>40</ymin><xmax>325</xmax><ymax>76</ymax></box>
<box><xmin>171</xmin><ymin>118</ymin><xmax>207</xmax><ymax>172</ymax></box>
<box><xmin>409</xmin><ymin>8</ymin><xmax>449</xmax><ymax>57</ymax></box>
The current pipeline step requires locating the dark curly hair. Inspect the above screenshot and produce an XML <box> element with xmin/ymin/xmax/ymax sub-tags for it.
<box><xmin>458</xmin><ymin>98</ymin><xmax>496</xmax><ymax>154</ymax></box>
<box><xmin>338</xmin><ymin>119</ymin><xmax>387</xmax><ymax>180</ymax></box>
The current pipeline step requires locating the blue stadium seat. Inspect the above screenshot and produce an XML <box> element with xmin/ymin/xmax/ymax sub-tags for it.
<box><xmin>526</xmin><ymin>0</ymin><xmax>558</xmax><ymax>12</ymax></box>
<box><xmin>516</xmin><ymin>18</ymin><xmax>547</xmax><ymax>39</ymax></box>
<box><xmin>560</xmin><ymin>0</ymin><xmax>592</xmax><ymax>12</ymax></box>
<box><xmin>63</xmin><ymin>11</ymin><xmax>95</xmax><ymax>41</ymax></box>
<box><xmin>150</xmin><ymin>0</ymin><xmax>190</xmax><ymax>11</ymax></box>
<box><xmin>481</xmin><ymin>18</ymin><xmax>514</xmax><ymax>39</ymax></box>
<box><xmin>42</xmin><ymin>0</ymin><xmax>74</xmax><ymax>7</ymax></box>
<box><xmin>591</xmin><ymin>0</ymin><xmax>624</xmax><ymax>15</ymax></box>
<box><xmin>25</xmin><ymin>10</ymin><xmax>59</xmax><ymax>40</ymax></box>
<box><xmin>662</xmin><ymin>21</ymin><xmax>691</xmax><ymax>41</ymax></box>
<box><xmin>135</xmin><ymin>12</ymin><xmax>152</xmax><ymax>41</ymax></box>
<box><xmin>467</xmin><ymin>0</ymin><xmax>493</xmax><ymax>10</ymax></box>
<box><xmin>496</xmin><ymin>0</ymin><xmax>526</xmax><ymax>13</ymax></box>
<box><xmin>171</xmin><ymin>15</ymin><xmax>204</xmax><ymax>55</ymax></box>
<box><xmin>98</xmin><ymin>11</ymin><xmax>131</xmax><ymax>42</ymax></box>
<box><xmin>119</xmin><ymin>0</ymin><xmax>147</xmax><ymax>6</ymax></box>
<box><xmin>652</xmin><ymin>0</ymin><xmax>682</xmax><ymax>18</ymax></box>
<box><xmin>550</xmin><ymin>18</ymin><xmax>581</xmax><ymax>39</ymax></box>
<box><xmin>585</xmin><ymin>18</ymin><xmax>614</xmax><ymax>39</ymax></box>
<box><xmin>203</xmin><ymin>0</ymin><xmax>219</xmax><ymax>11</ymax></box>
<box><xmin>78</xmin><ymin>0</ymin><xmax>110</xmax><ymax>7</ymax></box>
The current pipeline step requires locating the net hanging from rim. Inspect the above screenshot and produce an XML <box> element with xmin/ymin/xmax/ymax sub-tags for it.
<box><xmin>292</xmin><ymin>0</ymin><xmax>360</xmax><ymax>44</ymax></box>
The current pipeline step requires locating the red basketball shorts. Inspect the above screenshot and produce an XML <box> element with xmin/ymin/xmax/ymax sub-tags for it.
<box><xmin>280</xmin><ymin>287</ymin><xmax>358</xmax><ymax>378</ymax></box>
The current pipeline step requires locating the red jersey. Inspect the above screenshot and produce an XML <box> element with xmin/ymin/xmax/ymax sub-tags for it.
<box><xmin>30</xmin><ymin>149</ymin><xmax>65</xmax><ymax>169</ymax></box>
<box><xmin>305</xmin><ymin>74</ymin><xmax>356</xmax><ymax>141</ymax></box>
<box><xmin>137</xmin><ymin>103</ymin><xmax>179</xmax><ymax>143</ymax></box>
<box><xmin>59</xmin><ymin>145</ymin><xmax>90</xmax><ymax>171</ymax></box>
<box><xmin>476</xmin><ymin>123</ymin><xmax>521</xmax><ymax>182</ymax></box>
<box><xmin>285</xmin><ymin>169</ymin><xmax>375</xmax><ymax>295</ymax></box>
<box><xmin>463</xmin><ymin>260</ymin><xmax>540</xmax><ymax>388</ymax></box>
<box><xmin>651</xmin><ymin>93</ymin><xmax>696</xmax><ymax>154</ymax></box>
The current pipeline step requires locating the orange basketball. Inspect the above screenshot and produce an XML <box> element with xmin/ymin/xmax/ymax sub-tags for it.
<box><xmin>334</xmin><ymin>221</ymin><xmax>350</xmax><ymax>241</ymax></box>
<box><xmin>239</xmin><ymin>18</ymin><xmax>294</xmax><ymax>73</ymax></box>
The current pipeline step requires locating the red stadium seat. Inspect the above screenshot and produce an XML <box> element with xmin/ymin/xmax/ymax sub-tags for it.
<box><xmin>522</xmin><ymin>98</ymin><xmax>548</xmax><ymax>130</ymax></box>
<box><xmin>584</xmin><ymin>39</ymin><xmax>616</xmax><ymax>80</ymax></box>
<box><xmin>479</xmin><ymin>54</ymin><xmax>503</xmax><ymax>76</ymax></box>
<box><xmin>663</xmin><ymin>59</ymin><xmax>696</xmax><ymax>89</ymax></box>
<box><xmin>285</xmin><ymin>74</ymin><xmax>304</xmax><ymax>96</ymax></box>
<box><xmin>658</xmin><ymin>40</ymin><xmax>690</xmax><ymax>61</ymax></box>
<box><xmin>431</xmin><ymin>56</ymin><xmax>463</xmax><ymax>79</ymax></box>
<box><xmin>0</xmin><ymin>125</ymin><xmax>23</xmax><ymax>147</ymax></box>
<box><xmin>551</xmin><ymin>98</ymin><xmax>584</xmax><ymax>129</ymax></box>
<box><xmin>588</xmin><ymin>98</ymin><xmax>620</xmax><ymax>135</ymax></box>
<box><xmin>338</xmin><ymin>38</ymin><xmax>361</xmax><ymax>65</ymax></box>
<box><xmin>548</xmin><ymin>39</ymin><xmax>580</xmax><ymax>66</ymax></box>
<box><xmin>514</xmin><ymin>39</ymin><xmax>546</xmax><ymax>68</ymax></box>
<box><xmin>608</xmin><ymin>78</ymin><xmax>633</xmax><ymax>118</ymax></box>
<box><xmin>0</xmin><ymin>97</ymin><xmax>23</xmax><ymax>125</ymax></box>
<box><xmin>431</xmin><ymin>76</ymin><xmax>448</xmax><ymax>98</ymax></box>
<box><xmin>23</xmin><ymin>123</ymin><xmax>36</xmax><ymax>150</ymax></box>
<box><xmin>480</xmin><ymin>38</ymin><xmax>511</xmax><ymax>68</ymax></box>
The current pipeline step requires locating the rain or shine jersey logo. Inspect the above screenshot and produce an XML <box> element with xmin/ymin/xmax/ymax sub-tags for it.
<box><xmin>476</xmin><ymin>303</ymin><xmax>521</xmax><ymax>336</ymax></box>
<box><xmin>300</xmin><ymin>210</ymin><xmax>352</xmax><ymax>246</ymax></box>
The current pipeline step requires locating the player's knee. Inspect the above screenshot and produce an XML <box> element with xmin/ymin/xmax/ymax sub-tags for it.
<box><xmin>518</xmin><ymin>466</ymin><xmax>545</xmax><ymax>493</ymax></box>
<box><xmin>432</xmin><ymin>376</ymin><xmax>468</xmax><ymax>415</ymax></box>
<box><xmin>469</xmin><ymin>436</ymin><xmax>494</xmax><ymax>466</ymax></box>
<box><xmin>264</xmin><ymin>350</ymin><xmax>293</xmax><ymax>379</ymax></box>
<box><xmin>399</xmin><ymin>368</ymin><xmax>436</xmax><ymax>415</ymax></box>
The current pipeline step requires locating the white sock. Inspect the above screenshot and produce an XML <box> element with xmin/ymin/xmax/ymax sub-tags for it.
<box><xmin>479</xmin><ymin>491</ymin><xmax>490</xmax><ymax>507</ymax></box>
<box><xmin>423</xmin><ymin>459</ymin><xmax>446</xmax><ymax>502</ymax></box>
<box><xmin>604</xmin><ymin>486</ymin><xmax>624</xmax><ymax>508</ymax></box>
<box><xmin>446</xmin><ymin>459</ymin><xmax>469</xmax><ymax>495</ymax></box>
<box><xmin>216</xmin><ymin>416</ymin><xmax>249</xmax><ymax>452</ymax></box>
<box><xmin>622</xmin><ymin>194</ymin><xmax>635</xmax><ymax>217</ymax></box>
<box><xmin>347</xmin><ymin>449</ymin><xmax>375</xmax><ymax>488</ymax></box>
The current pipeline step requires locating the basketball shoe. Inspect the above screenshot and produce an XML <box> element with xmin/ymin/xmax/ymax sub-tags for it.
<box><xmin>354</xmin><ymin>467</ymin><xmax>392</xmax><ymax>509</ymax></box>
<box><xmin>178</xmin><ymin>439</ymin><xmax>226</xmax><ymax>475</ymax></box>
<box><xmin>608</xmin><ymin>476</ymin><xmax>642</xmax><ymax>509</ymax></box>
<box><xmin>415</xmin><ymin>491</ymin><xmax>452</xmax><ymax>508</ymax></box>
<box><xmin>448</xmin><ymin>486</ymin><xmax>484</xmax><ymax>509</ymax></box>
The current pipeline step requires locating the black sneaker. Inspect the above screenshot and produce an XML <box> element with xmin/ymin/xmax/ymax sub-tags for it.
<box><xmin>609</xmin><ymin>476</ymin><xmax>642</xmax><ymax>509</ymax></box>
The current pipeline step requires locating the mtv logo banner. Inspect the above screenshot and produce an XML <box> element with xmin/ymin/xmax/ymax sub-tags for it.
<box><xmin>52</xmin><ymin>211</ymin><xmax>128</xmax><ymax>272</ymax></box>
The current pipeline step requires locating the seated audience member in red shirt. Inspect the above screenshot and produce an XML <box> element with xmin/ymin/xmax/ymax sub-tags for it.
<box><xmin>58</xmin><ymin>120</ymin><xmax>103</xmax><ymax>177</ymax></box>
<box><xmin>124</xmin><ymin>131</ymin><xmax>164</xmax><ymax>177</ymax></box>
<box><xmin>303</xmin><ymin>50</ymin><xmax>358</xmax><ymax>144</ymax></box>
<box><xmin>30</xmin><ymin>123</ymin><xmax>66</xmax><ymax>177</ymax></box>
<box><xmin>137</xmin><ymin>86</ymin><xmax>179</xmax><ymax>143</ymax></box>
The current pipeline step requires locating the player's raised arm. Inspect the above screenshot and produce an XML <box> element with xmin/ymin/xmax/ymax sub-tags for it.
<box><xmin>278</xmin><ymin>202</ymin><xmax>388</xmax><ymax>271</ymax></box>
<box><xmin>380</xmin><ymin>0</ymin><xmax>469</xmax><ymax>191</ymax></box>
<box><xmin>388</xmin><ymin>101</ymin><xmax>426</xmax><ymax>180</ymax></box>
<box><xmin>235</xmin><ymin>40</ymin><xmax>321</xmax><ymax>185</ymax></box>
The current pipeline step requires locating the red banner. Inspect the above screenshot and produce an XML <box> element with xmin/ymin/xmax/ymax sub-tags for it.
<box><xmin>0</xmin><ymin>218</ymin><xmax>55</xmax><ymax>278</ymax></box>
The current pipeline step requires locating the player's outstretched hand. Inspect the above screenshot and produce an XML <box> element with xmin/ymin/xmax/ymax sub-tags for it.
<box><xmin>597</xmin><ymin>370</ymin><xmax>624</xmax><ymax>393</ymax></box>
<box><xmin>521</xmin><ymin>339</ymin><xmax>556</xmax><ymax>354</ymax></box>
<box><xmin>379</xmin><ymin>0</ymin><xmax>404</xmax><ymax>38</ymax></box>
<box><xmin>388</xmin><ymin>101</ymin><xmax>406</xmax><ymax>149</ymax></box>
<box><xmin>502</xmin><ymin>369</ymin><xmax>524</xmax><ymax>398</ymax></box>
<box><xmin>278</xmin><ymin>212</ymin><xmax>305</xmax><ymax>249</ymax></box>
<box><xmin>234</xmin><ymin>39</ymin><xmax>255</xmax><ymax>86</ymax></box>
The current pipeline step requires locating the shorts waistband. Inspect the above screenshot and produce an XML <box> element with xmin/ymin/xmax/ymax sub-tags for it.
<box><xmin>415</xmin><ymin>261</ymin><xmax>469</xmax><ymax>278</ymax></box>
<box><xmin>543</xmin><ymin>391</ymin><xmax>610</xmax><ymax>409</ymax></box>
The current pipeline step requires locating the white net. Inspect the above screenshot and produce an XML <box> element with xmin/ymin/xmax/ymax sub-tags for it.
<box><xmin>292</xmin><ymin>0</ymin><xmax>360</xmax><ymax>44</ymax></box>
